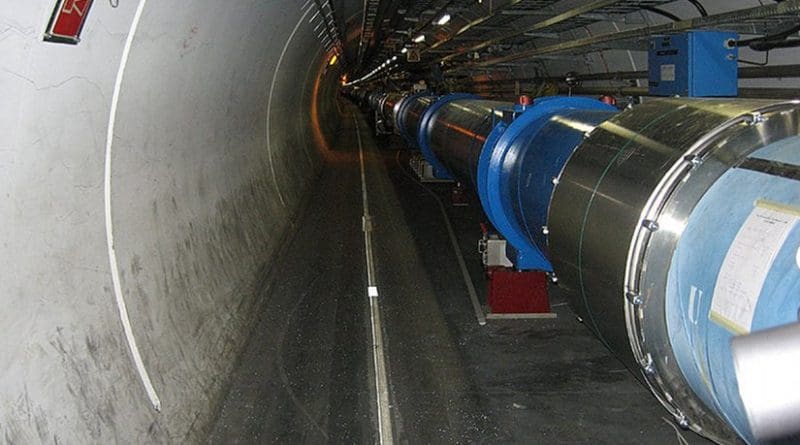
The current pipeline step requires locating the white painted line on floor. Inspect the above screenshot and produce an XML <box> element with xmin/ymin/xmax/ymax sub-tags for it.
<box><xmin>104</xmin><ymin>0</ymin><xmax>161</xmax><ymax>411</ymax></box>
<box><xmin>354</xmin><ymin>116</ymin><xmax>394</xmax><ymax>445</ymax></box>
<box><xmin>395</xmin><ymin>151</ymin><xmax>487</xmax><ymax>326</ymax></box>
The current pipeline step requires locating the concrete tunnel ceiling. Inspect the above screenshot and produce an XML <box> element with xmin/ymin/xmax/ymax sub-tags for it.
<box><xmin>2</xmin><ymin>0</ymin><xmax>800</xmax><ymax>443</ymax></box>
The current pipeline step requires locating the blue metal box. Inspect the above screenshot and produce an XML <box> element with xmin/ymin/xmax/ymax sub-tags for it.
<box><xmin>648</xmin><ymin>31</ymin><xmax>738</xmax><ymax>97</ymax></box>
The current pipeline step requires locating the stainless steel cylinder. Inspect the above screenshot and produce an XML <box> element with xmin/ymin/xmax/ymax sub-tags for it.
<box><xmin>391</xmin><ymin>94</ymin><xmax>407</xmax><ymax>134</ymax></box>
<box><xmin>549</xmin><ymin>98</ymin><xmax>800</xmax><ymax>444</ymax></box>
<box><xmin>426</xmin><ymin>99</ymin><xmax>509</xmax><ymax>187</ymax></box>
<box><xmin>367</xmin><ymin>91</ymin><xmax>383</xmax><ymax>111</ymax></box>
<box><xmin>380</xmin><ymin>92</ymin><xmax>403</xmax><ymax>124</ymax></box>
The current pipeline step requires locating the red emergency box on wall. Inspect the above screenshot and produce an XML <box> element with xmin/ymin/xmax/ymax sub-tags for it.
<box><xmin>44</xmin><ymin>0</ymin><xmax>95</xmax><ymax>44</ymax></box>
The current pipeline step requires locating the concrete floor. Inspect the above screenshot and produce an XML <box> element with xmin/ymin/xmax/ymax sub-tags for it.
<box><xmin>208</xmin><ymin>103</ymin><xmax>712</xmax><ymax>444</ymax></box>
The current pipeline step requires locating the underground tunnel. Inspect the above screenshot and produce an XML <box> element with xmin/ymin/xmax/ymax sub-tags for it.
<box><xmin>1</xmin><ymin>0</ymin><xmax>799</xmax><ymax>444</ymax></box>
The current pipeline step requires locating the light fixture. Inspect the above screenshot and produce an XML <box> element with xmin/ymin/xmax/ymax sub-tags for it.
<box><xmin>413</xmin><ymin>34</ymin><xmax>425</xmax><ymax>43</ymax></box>
<box><xmin>392</xmin><ymin>55</ymin><xmax>398</xmax><ymax>61</ymax></box>
<box><xmin>435</xmin><ymin>13</ymin><xmax>451</xmax><ymax>26</ymax></box>
<box><xmin>401</xmin><ymin>47</ymin><xmax>408</xmax><ymax>54</ymax></box>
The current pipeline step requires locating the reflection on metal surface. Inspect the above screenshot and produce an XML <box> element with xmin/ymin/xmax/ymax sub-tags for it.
<box><xmin>548</xmin><ymin>116</ymin><xmax>597</xmax><ymax>134</ymax></box>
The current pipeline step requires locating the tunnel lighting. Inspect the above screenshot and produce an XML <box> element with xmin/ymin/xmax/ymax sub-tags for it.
<box><xmin>413</xmin><ymin>34</ymin><xmax>425</xmax><ymax>43</ymax></box>
<box><xmin>392</xmin><ymin>55</ymin><xmax>398</xmax><ymax>61</ymax></box>
<box><xmin>328</xmin><ymin>54</ymin><xmax>338</xmax><ymax>66</ymax></box>
<box><xmin>435</xmin><ymin>13</ymin><xmax>451</xmax><ymax>26</ymax></box>
<box><xmin>401</xmin><ymin>47</ymin><xmax>408</xmax><ymax>54</ymax></box>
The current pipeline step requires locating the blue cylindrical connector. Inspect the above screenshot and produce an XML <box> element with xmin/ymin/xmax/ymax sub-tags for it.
<box><xmin>475</xmin><ymin>97</ymin><xmax>617</xmax><ymax>270</ymax></box>
<box><xmin>415</xmin><ymin>94</ymin><xmax>617</xmax><ymax>271</ymax></box>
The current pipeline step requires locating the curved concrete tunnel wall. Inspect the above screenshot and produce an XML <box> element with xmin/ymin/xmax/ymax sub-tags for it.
<box><xmin>1</xmin><ymin>1</ymin><xmax>343</xmax><ymax>442</ymax></box>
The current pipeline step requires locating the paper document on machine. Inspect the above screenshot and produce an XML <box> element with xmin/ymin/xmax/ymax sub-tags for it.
<box><xmin>710</xmin><ymin>200</ymin><xmax>798</xmax><ymax>334</ymax></box>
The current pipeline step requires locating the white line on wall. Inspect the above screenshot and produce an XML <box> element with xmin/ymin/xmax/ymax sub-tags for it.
<box><xmin>103</xmin><ymin>0</ymin><xmax>161</xmax><ymax>411</ymax></box>
<box><xmin>297</xmin><ymin>46</ymin><xmax>323</xmax><ymax>167</ymax></box>
<box><xmin>266</xmin><ymin>6</ymin><xmax>315</xmax><ymax>208</ymax></box>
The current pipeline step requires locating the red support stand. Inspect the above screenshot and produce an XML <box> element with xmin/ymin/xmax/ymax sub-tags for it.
<box><xmin>486</xmin><ymin>267</ymin><xmax>550</xmax><ymax>314</ymax></box>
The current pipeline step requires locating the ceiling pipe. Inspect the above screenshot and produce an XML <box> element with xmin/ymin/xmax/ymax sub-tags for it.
<box><xmin>423</xmin><ymin>0</ymin><xmax>525</xmax><ymax>54</ymax></box>
<box><xmin>447</xmin><ymin>0</ymin><xmax>800</xmax><ymax>73</ymax></box>
<box><xmin>434</xmin><ymin>0</ymin><xmax>624</xmax><ymax>65</ymax></box>
<box><xmin>558</xmin><ymin>85</ymin><xmax>800</xmax><ymax>99</ymax></box>
<box><xmin>460</xmin><ymin>64</ymin><xmax>800</xmax><ymax>85</ymax></box>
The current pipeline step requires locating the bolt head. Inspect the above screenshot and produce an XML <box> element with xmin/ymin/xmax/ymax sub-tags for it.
<box><xmin>642</xmin><ymin>219</ymin><xmax>659</xmax><ymax>232</ymax></box>
<box><xmin>626</xmin><ymin>291</ymin><xmax>643</xmax><ymax>306</ymax></box>
<box><xmin>748</xmin><ymin>112</ymin><xmax>765</xmax><ymax>125</ymax></box>
<box><xmin>684</xmin><ymin>154</ymin><xmax>702</xmax><ymax>166</ymax></box>
<box><xmin>640</xmin><ymin>353</ymin><xmax>655</xmax><ymax>375</ymax></box>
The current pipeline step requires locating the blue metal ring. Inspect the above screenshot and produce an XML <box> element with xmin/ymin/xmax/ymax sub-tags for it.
<box><xmin>477</xmin><ymin>110</ymin><xmax>512</xmax><ymax>225</ymax></box>
<box><xmin>479</xmin><ymin>96</ymin><xmax>616</xmax><ymax>271</ymax></box>
<box><xmin>416</xmin><ymin>93</ymin><xmax>477</xmax><ymax>179</ymax></box>
<box><xmin>396</xmin><ymin>92</ymin><xmax>432</xmax><ymax>147</ymax></box>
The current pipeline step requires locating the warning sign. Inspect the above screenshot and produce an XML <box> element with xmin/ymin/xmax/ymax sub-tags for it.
<box><xmin>44</xmin><ymin>0</ymin><xmax>95</xmax><ymax>44</ymax></box>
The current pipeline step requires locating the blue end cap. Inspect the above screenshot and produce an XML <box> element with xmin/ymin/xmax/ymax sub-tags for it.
<box><xmin>416</xmin><ymin>93</ymin><xmax>477</xmax><ymax>179</ymax></box>
<box><xmin>666</xmin><ymin>136</ymin><xmax>800</xmax><ymax>443</ymax></box>
<box><xmin>477</xmin><ymin>118</ymin><xmax>509</xmax><ymax>225</ymax></box>
<box><xmin>477</xmin><ymin>96</ymin><xmax>617</xmax><ymax>271</ymax></box>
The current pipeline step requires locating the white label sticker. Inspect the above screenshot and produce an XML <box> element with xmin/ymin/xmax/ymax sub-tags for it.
<box><xmin>660</xmin><ymin>64</ymin><xmax>676</xmax><ymax>82</ymax></box>
<box><xmin>710</xmin><ymin>201</ymin><xmax>798</xmax><ymax>334</ymax></box>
